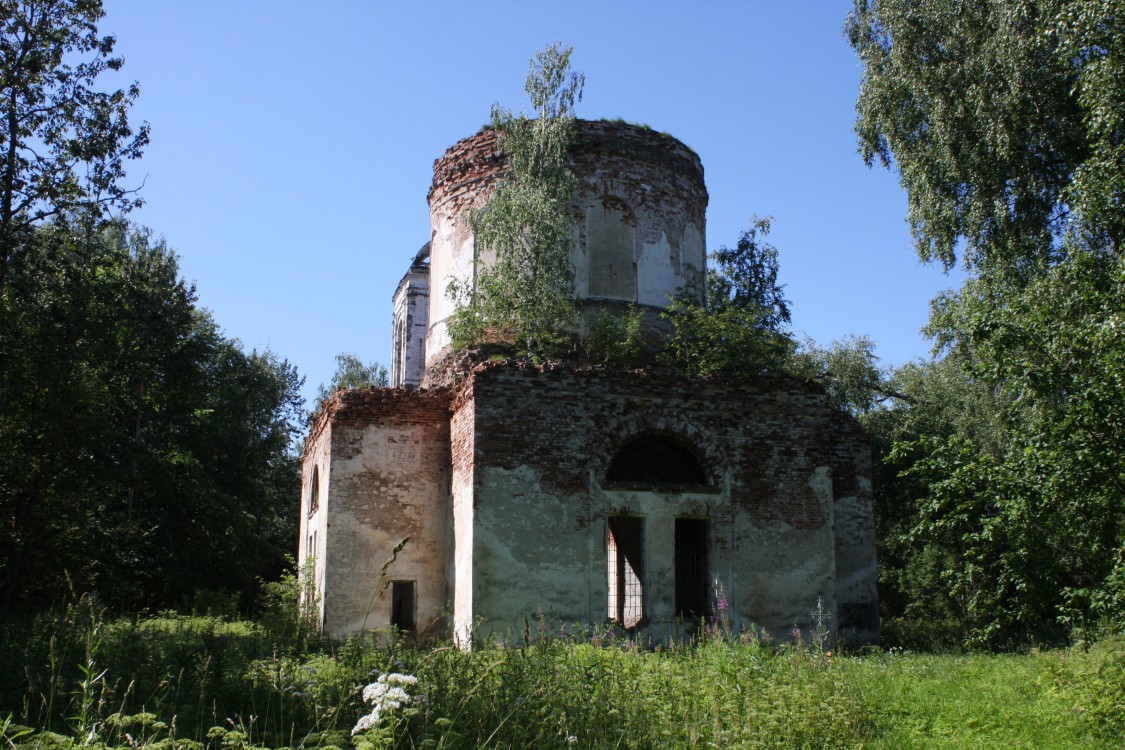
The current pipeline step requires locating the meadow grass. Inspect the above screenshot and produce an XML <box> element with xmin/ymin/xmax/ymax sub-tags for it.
<box><xmin>836</xmin><ymin>643</ymin><xmax>1122</xmax><ymax>749</ymax></box>
<box><xmin>0</xmin><ymin>604</ymin><xmax>1120</xmax><ymax>749</ymax></box>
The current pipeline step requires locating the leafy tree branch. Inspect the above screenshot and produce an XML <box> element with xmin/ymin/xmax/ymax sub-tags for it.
<box><xmin>448</xmin><ymin>43</ymin><xmax>584</xmax><ymax>360</ymax></box>
<box><xmin>0</xmin><ymin>0</ymin><xmax>149</xmax><ymax>291</ymax></box>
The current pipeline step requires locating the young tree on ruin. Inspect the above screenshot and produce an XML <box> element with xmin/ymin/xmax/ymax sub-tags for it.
<box><xmin>663</xmin><ymin>216</ymin><xmax>796</xmax><ymax>377</ymax></box>
<box><xmin>447</xmin><ymin>43</ymin><xmax>584</xmax><ymax>360</ymax></box>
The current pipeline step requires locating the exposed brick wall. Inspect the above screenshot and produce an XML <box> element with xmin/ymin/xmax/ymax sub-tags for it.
<box><xmin>425</xmin><ymin>120</ymin><xmax>710</xmax><ymax>368</ymax></box>
<box><xmin>459</xmin><ymin>363</ymin><xmax>876</xmax><ymax>643</ymax></box>
<box><xmin>468</xmin><ymin>364</ymin><xmax>841</xmax><ymax>530</ymax></box>
<box><xmin>427</xmin><ymin>120</ymin><xmax>705</xmax><ymax>223</ymax></box>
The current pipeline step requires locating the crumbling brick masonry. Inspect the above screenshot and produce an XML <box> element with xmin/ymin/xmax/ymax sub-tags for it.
<box><xmin>298</xmin><ymin>120</ymin><xmax>878</xmax><ymax>645</ymax></box>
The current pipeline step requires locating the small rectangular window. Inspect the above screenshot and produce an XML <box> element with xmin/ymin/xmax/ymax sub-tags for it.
<box><xmin>607</xmin><ymin>516</ymin><xmax>644</xmax><ymax>629</ymax></box>
<box><xmin>391</xmin><ymin>581</ymin><xmax>415</xmax><ymax>631</ymax></box>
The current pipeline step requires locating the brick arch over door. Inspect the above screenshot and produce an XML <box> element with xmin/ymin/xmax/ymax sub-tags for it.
<box><xmin>591</xmin><ymin>412</ymin><xmax>730</xmax><ymax>489</ymax></box>
<box><xmin>607</xmin><ymin>433</ymin><xmax>708</xmax><ymax>485</ymax></box>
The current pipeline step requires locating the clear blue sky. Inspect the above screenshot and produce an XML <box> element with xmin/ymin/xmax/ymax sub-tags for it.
<box><xmin>102</xmin><ymin>0</ymin><xmax>961</xmax><ymax>413</ymax></box>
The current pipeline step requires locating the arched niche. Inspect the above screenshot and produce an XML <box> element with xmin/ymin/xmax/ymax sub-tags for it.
<box><xmin>585</xmin><ymin>202</ymin><xmax>637</xmax><ymax>301</ymax></box>
<box><xmin>605</xmin><ymin>433</ymin><xmax>711</xmax><ymax>487</ymax></box>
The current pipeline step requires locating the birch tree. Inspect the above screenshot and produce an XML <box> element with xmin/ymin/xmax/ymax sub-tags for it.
<box><xmin>448</xmin><ymin>43</ymin><xmax>584</xmax><ymax>360</ymax></box>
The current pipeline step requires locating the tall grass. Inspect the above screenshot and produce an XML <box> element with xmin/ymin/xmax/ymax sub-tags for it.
<box><xmin>1</xmin><ymin>602</ymin><xmax>1121</xmax><ymax>749</ymax></box>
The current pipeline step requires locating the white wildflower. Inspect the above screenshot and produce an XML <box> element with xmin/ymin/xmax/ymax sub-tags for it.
<box><xmin>362</xmin><ymin>682</ymin><xmax>387</xmax><ymax>703</ymax></box>
<box><xmin>383</xmin><ymin>672</ymin><xmax>418</xmax><ymax>686</ymax></box>
<box><xmin>352</xmin><ymin>712</ymin><xmax>380</xmax><ymax>734</ymax></box>
<box><xmin>352</xmin><ymin>671</ymin><xmax>424</xmax><ymax>736</ymax></box>
<box><xmin>383</xmin><ymin>686</ymin><xmax>411</xmax><ymax>706</ymax></box>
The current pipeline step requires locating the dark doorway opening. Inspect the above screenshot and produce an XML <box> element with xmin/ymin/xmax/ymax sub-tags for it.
<box><xmin>391</xmin><ymin>580</ymin><xmax>415</xmax><ymax>631</ymax></box>
<box><xmin>675</xmin><ymin>519</ymin><xmax>709</xmax><ymax>621</ymax></box>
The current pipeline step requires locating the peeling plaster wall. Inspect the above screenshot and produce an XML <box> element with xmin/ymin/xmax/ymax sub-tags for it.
<box><xmin>318</xmin><ymin>389</ymin><xmax>452</xmax><ymax>636</ymax></box>
<box><xmin>299</xmin><ymin>424</ymin><xmax>331</xmax><ymax>628</ymax></box>
<box><xmin>569</xmin><ymin>123</ymin><xmax>707</xmax><ymax>308</ymax></box>
<box><xmin>472</xmin><ymin>463</ymin><xmax>595</xmax><ymax>629</ymax></box>
<box><xmin>304</xmin><ymin>365</ymin><xmax>877</xmax><ymax>645</ymax></box>
<box><xmin>449</xmin><ymin>384</ymin><xmax>476</xmax><ymax>647</ymax></box>
<box><xmin>425</xmin><ymin>121</ymin><xmax>708</xmax><ymax>370</ymax></box>
<box><xmin>461</xmin><ymin>365</ymin><xmax>874</xmax><ymax>644</ymax></box>
<box><xmin>425</xmin><ymin>129</ymin><xmax>503</xmax><ymax>366</ymax></box>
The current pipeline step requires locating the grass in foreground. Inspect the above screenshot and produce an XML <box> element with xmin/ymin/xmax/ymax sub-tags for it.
<box><xmin>0</xmin><ymin>605</ymin><xmax>1121</xmax><ymax>749</ymax></box>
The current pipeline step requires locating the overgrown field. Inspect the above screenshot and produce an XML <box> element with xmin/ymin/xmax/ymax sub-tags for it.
<box><xmin>1</xmin><ymin>605</ymin><xmax>1121</xmax><ymax>750</ymax></box>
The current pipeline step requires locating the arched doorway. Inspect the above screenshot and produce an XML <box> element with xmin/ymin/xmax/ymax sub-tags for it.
<box><xmin>604</xmin><ymin>432</ymin><xmax>714</xmax><ymax>628</ymax></box>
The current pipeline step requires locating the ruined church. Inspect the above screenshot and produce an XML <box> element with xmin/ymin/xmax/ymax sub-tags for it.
<box><xmin>298</xmin><ymin>120</ymin><xmax>879</xmax><ymax>645</ymax></box>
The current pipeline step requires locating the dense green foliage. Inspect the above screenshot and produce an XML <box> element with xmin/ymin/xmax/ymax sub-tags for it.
<box><xmin>0</xmin><ymin>222</ymin><xmax>304</xmax><ymax>616</ymax></box>
<box><xmin>847</xmin><ymin>0</ymin><xmax>1121</xmax><ymax>271</ymax></box>
<box><xmin>584</xmin><ymin>304</ymin><xmax>646</xmax><ymax>369</ymax></box>
<box><xmin>662</xmin><ymin>217</ymin><xmax>797</xmax><ymax>376</ymax></box>
<box><xmin>0</xmin><ymin>1</ymin><xmax>304</xmax><ymax>617</ymax></box>
<box><xmin>864</xmin><ymin>253</ymin><xmax>1125</xmax><ymax>646</ymax></box>
<box><xmin>789</xmin><ymin>334</ymin><xmax>894</xmax><ymax>416</ymax></box>
<box><xmin>448</xmin><ymin>43</ymin><xmax>584</xmax><ymax>359</ymax></box>
<box><xmin>849</xmin><ymin>0</ymin><xmax>1125</xmax><ymax>646</ymax></box>
<box><xmin>1</xmin><ymin>606</ymin><xmax>1121</xmax><ymax>749</ymax></box>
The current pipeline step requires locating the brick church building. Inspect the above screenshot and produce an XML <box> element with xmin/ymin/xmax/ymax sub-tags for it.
<box><xmin>298</xmin><ymin>121</ymin><xmax>879</xmax><ymax>646</ymax></box>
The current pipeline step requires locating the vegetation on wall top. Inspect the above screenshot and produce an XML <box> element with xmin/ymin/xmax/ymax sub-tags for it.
<box><xmin>448</xmin><ymin>43</ymin><xmax>584</xmax><ymax>361</ymax></box>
